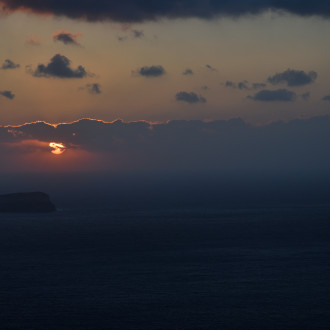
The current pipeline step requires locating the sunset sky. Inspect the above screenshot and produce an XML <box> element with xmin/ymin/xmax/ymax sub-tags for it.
<box><xmin>1</xmin><ymin>1</ymin><xmax>330</xmax><ymax>178</ymax></box>
<box><xmin>1</xmin><ymin>1</ymin><xmax>330</xmax><ymax>125</ymax></box>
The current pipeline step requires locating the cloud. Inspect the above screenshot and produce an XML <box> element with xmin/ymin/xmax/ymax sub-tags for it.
<box><xmin>132</xmin><ymin>29</ymin><xmax>144</xmax><ymax>38</ymax></box>
<box><xmin>225</xmin><ymin>80</ymin><xmax>266</xmax><ymax>90</ymax></box>
<box><xmin>201</xmin><ymin>85</ymin><xmax>209</xmax><ymax>91</ymax></box>
<box><xmin>225</xmin><ymin>81</ymin><xmax>235</xmax><ymax>88</ymax></box>
<box><xmin>175</xmin><ymin>91</ymin><xmax>206</xmax><ymax>104</ymax></box>
<box><xmin>79</xmin><ymin>83</ymin><xmax>102</xmax><ymax>94</ymax></box>
<box><xmin>322</xmin><ymin>95</ymin><xmax>330</xmax><ymax>101</ymax></box>
<box><xmin>0</xmin><ymin>90</ymin><xmax>15</xmax><ymax>99</ymax></box>
<box><xmin>116</xmin><ymin>26</ymin><xmax>144</xmax><ymax>41</ymax></box>
<box><xmin>206</xmin><ymin>64</ymin><xmax>216</xmax><ymax>72</ymax></box>
<box><xmin>267</xmin><ymin>69</ymin><xmax>317</xmax><ymax>87</ymax></box>
<box><xmin>52</xmin><ymin>30</ymin><xmax>82</xmax><ymax>46</ymax></box>
<box><xmin>25</xmin><ymin>36</ymin><xmax>41</xmax><ymax>46</ymax></box>
<box><xmin>301</xmin><ymin>92</ymin><xmax>310</xmax><ymax>101</ymax></box>
<box><xmin>117</xmin><ymin>36</ymin><xmax>127</xmax><ymax>42</ymax></box>
<box><xmin>237</xmin><ymin>81</ymin><xmax>249</xmax><ymax>90</ymax></box>
<box><xmin>28</xmin><ymin>54</ymin><xmax>88</xmax><ymax>78</ymax></box>
<box><xmin>1</xmin><ymin>59</ymin><xmax>20</xmax><ymax>70</ymax></box>
<box><xmin>182</xmin><ymin>69</ymin><xmax>194</xmax><ymax>76</ymax></box>
<box><xmin>2</xmin><ymin>1</ymin><xmax>330</xmax><ymax>22</ymax></box>
<box><xmin>134</xmin><ymin>65</ymin><xmax>166</xmax><ymax>78</ymax></box>
<box><xmin>3</xmin><ymin>116</ymin><xmax>330</xmax><ymax>174</ymax></box>
<box><xmin>182</xmin><ymin>68</ymin><xmax>193</xmax><ymax>75</ymax></box>
<box><xmin>86</xmin><ymin>83</ymin><xmax>102</xmax><ymax>94</ymax></box>
<box><xmin>248</xmin><ymin>89</ymin><xmax>296</xmax><ymax>102</ymax></box>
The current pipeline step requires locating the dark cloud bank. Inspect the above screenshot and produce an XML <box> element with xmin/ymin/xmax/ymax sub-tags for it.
<box><xmin>2</xmin><ymin>116</ymin><xmax>330</xmax><ymax>173</ymax></box>
<box><xmin>3</xmin><ymin>116</ymin><xmax>330</xmax><ymax>208</ymax></box>
<box><xmin>2</xmin><ymin>1</ymin><xmax>330</xmax><ymax>22</ymax></box>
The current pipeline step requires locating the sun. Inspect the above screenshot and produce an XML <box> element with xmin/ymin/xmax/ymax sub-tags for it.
<box><xmin>49</xmin><ymin>142</ymin><xmax>66</xmax><ymax>155</ymax></box>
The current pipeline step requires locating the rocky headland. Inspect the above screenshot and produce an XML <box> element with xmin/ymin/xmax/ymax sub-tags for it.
<box><xmin>0</xmin><ymin>192</ymin><xmax>56</xmax><ymax>213</ymax></box>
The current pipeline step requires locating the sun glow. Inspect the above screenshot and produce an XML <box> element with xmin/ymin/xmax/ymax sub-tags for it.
<box><xmin>49</xmin><ymin>142</ymin><xmax>66</xmax><ymax>155</ymax></box>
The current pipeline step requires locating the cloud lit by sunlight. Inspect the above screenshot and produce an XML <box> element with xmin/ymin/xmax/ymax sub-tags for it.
<box><xmin>49</xmin><ymin>142</ymin><xmax>66</xmax><ymax>155</ymax></box>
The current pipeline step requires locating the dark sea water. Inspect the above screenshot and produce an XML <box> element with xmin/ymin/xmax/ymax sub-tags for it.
<box><xmin>0</xmin><ymin>205</ymin><xmax>330</xmax><ymax>329</ymax></box>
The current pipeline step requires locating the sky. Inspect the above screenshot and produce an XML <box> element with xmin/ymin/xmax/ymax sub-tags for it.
<box><xmin>1</xmin><ymin>1</ymin><xmax>330</xmax><ymax>201</ymax></box>
<box><xmin>1</xmin><ymin>2</ymin><xmax>330</xmax><ymax>125</ymax></box>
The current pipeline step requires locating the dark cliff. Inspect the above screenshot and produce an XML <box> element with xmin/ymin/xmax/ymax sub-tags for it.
<box><xmin>0</xmin><ymin>192</ymin><xmax>56</xmax><ymax>213</ymax></box>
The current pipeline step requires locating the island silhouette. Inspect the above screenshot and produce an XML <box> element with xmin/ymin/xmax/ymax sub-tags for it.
<box><xmin>0</xmin><ymin>192</ymin><xmax>56</xmax><ymax>213</ymax></box>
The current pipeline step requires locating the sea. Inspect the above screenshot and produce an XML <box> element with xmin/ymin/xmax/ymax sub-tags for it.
<box><xmin>0</xmin><ymin>204</ymin><xmax>330</xmax><ymax>329</ymax></box>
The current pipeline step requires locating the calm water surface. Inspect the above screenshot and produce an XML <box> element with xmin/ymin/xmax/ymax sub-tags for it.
<box><xmin>0</xmin><ymin>205</ymin><xmax>329</xmax><ymax>329</ymax></box>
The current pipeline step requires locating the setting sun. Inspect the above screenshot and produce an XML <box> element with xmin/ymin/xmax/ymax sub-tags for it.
<box><xmin>49</xmin><ymin>142</ymin><xmax>66</xmax><ymax>155</ymax></box>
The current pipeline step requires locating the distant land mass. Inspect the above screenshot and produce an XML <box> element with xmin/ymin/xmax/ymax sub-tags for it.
<box><xmin>0</xmin><ymin>192</ymin><xmax>56</xmax><ymax>213</ymax></box>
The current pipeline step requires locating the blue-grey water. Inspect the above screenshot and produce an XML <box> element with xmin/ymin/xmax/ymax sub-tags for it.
<box><xmin>1</xmin><ymin>205</ymin><xmax>330</xmax><ymax>329</ymax></box>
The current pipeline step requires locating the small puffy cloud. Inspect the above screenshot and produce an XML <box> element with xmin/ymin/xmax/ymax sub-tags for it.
<box><xmin>267</xmin><ymin>69</ymin><xmax>317</xmax><ymax>87</ymax></box>
<box><xmin>116</xmin><ymin>26</ymin><xmax>144</xmax><ymax>41</ymax></box>
<box><xmin>25</xmin><ymin>36</ymin><xmax>41</xmax><ymax>46</ymax></box>
<box><xmin>225</xmin><ymin>81</ymin><xmax>235</xmax><ymax>87</ymax></box>
<box><xmin>206</xmin><ymin>64</ymin><xmax>216</xmax><ymax>72</ymax></box>
<box><xmin>301</xmin><ymin>92</ymin><xmax>310</xmax><ymax>101</ymax></box>
<box><xmin>117</xmin><ymin>36</ymin><xmax>127</xmax><ymax>42</ymax></box>
<box><xmin>182</xmin><ymin>68</ymin><xmax>193</xmax><ymax>75</ymax></box>
<box><xmin>52</xmin><ymin>30</ymin><xmax>82</xmax><ymax>46</ymax></box>
<box><xmin>80</xmin><ymin>83</ymin><xmax>102</xmax><ymax>94</ymax></box>
<box><xmin>1</xmin><ymin>59</ymin><xmax>20</xmax><ymax>70</ymax></box>
<box><xmin>322</xmin><ymin>95</ymin><xmax>330</xmax><ymax>101</ymax></box>
<box><xmin>225</xmin><ymin>81</ymin><xmax>266</xmax><ymax>90</ymax></box>
<box><xmin>0</xmin><ymin>90</ymin><xmax>15</xmax><ymax>100</ymax></box>
<box><xmin>175</xmin><ymin>91</ymin><xmax>206</xmax><ymax>104</ymax></box>
<box><xmin>28</xmin><ymin>54</ymin><xmax>88</xmax><ymax>79</ymax></box>
<box><xmin>248</xmin><ymin>89</ymin><xmax>296</xmax><ymax>102</ymax></box>
<box><xmin>134</xmin><ymin>65</ymin><xmax>166</xmax><ymax>78</ymax></box>
<box><xmin>237</xmin><ymin>81</ymin><xmax>249</xmax><ymax>90</ymax></box>
<box><xmin>86</xmin><ymin>83</ymin><xmax>102</xmax><ymax>94</ymax></box>
<box><xmin>201</xmin><ymin>85</ymin><xmax>209</xmax><ymax>91</ymax></box>
<box><xmin>132</xmin><ymin>29</ymin><xmax>144</xmax><ymax>38</ymax></box>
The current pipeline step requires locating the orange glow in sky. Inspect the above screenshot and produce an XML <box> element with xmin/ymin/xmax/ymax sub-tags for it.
<box><xmin>49</xmin><ymin>142</ymin><xmax>66</xmax><ymax>155</ymax></box>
